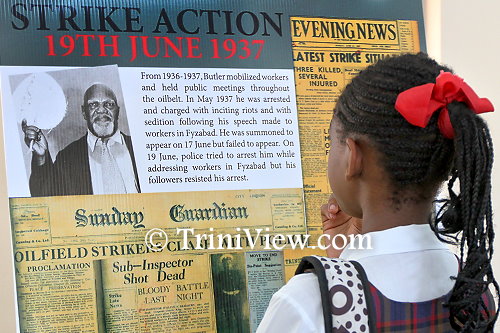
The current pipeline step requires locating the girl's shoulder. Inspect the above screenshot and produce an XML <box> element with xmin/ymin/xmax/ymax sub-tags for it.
<box><xmin>256</xmin><ymin>268</ymin><xmax>324</xmax><ymax>332</ymax></box>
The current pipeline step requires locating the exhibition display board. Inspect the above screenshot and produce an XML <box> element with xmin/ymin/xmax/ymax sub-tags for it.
<box><xmin>0</xmin><ymin>1</ymin><xmax>423</xmax><ymax>331</ymax></box>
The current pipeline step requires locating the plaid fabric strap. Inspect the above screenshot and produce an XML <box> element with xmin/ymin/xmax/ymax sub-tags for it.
<box><xmin>296</xmin><ymin>255</ymin><xmax>373</xmax><ymax>332</ymax></box>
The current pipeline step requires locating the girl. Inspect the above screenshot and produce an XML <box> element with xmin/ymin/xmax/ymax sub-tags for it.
<box><xmin>257</xmin><ymin>53</ymin><xmax>498</xmax><ymax>332</ymax></box>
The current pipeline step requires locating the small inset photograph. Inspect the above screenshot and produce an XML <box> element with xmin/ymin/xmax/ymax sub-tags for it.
<box><xmin>10</xmin><ymin>65</ymin><xmax>140</xmax><ymax>197</ymax></box>
<box><xmin>210</xmin><ymin>252</ymin><xmax>250</xmax><ymax>333</ymax></box>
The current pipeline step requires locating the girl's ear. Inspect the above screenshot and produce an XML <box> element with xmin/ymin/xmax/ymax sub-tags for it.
<box><xmin>345</xmin><ymin>138</ymin><xmax>363</xmax><ymax>180</ymax></box>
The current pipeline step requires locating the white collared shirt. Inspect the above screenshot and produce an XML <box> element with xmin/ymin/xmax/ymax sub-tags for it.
<box><xmin>256</xmin><ymin>224</ymin><xmax>459</xmax><ymax>333</ymax></box>
<box><xmin>87</xmin><ymin>131</ymin><xmax>139</xmax><ymax>194</ymax></box>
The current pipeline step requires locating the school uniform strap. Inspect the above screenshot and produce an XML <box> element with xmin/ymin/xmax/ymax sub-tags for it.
<box><xmin>296</xmin><ymin>255</ymin><xmax>374</xmax><ymax>332</ymax></box>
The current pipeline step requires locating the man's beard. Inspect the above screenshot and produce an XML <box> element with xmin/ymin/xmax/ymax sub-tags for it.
<box><xmin>90</xmin><ymin>114</ymin><xmax>116</xmax><ymax>138</ymax></box>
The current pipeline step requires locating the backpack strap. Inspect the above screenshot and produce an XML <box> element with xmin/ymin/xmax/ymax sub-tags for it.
<box><xmin>296</xmin><ymin>255</ymin><xmax>373</xmax><ymax>332</ymax></box>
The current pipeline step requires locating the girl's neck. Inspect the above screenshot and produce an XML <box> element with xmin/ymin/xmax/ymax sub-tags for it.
<box><xmin>345</xmin><ymin>136</ymin><xmax>436</xmax><ymax>234</ymax></box>
<box><xmin>360</xmin><ymin>196</ymin><xmax>434</xmax><ymax>234</ymax></box>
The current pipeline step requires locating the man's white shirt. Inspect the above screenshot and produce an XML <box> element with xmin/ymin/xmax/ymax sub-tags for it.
<box><xmin>87</xmin><ymin>130</ymin><xmax>138</xmax><ymax>194</ymax></box>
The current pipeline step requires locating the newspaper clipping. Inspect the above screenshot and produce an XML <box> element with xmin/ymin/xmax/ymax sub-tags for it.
<box><xmin>291</xmin><ymin>17</ymin><xmax>420</xmax><ymax>238</ymax></box>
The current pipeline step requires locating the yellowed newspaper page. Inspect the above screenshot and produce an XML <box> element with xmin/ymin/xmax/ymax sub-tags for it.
<box><xmin>10</xmin><ymin>189</ymin><xmax>304</xmax><ymax>332</ymax></box>
<box><xmin>10</xmin><ymin>189</ymin><xmax>305</xmax><ymax>247</ymax></box>
<box><xmin>14</xmin><ymin>257</ymin><xmax>100</xmax><ymax>332</ymax></box>
<box><xmin>98</xmin><ymin>252</ymin><xmax>214</xmax><ymax>332</ymax></box>
<box><xmin>291</xmin><ymin>17</ymin><xmax>420</xmax><ymax>238</ymax></box>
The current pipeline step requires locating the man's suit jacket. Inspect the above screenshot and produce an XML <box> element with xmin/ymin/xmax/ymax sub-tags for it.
<box><xmin>29</xmin><ymin>133</ymin><xmax>140</xmax><ymax>197</ymax></box>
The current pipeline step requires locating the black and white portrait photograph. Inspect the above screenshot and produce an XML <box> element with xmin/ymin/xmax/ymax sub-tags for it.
<box><xmin>10</xmin><ymin>65</ymin><xmax>140</xmax><ymax>197</ymax></box>
<box><xmin>211</xmin><ymin>252</ymin><xmax>250</xmax><ymax>333</ymax></box>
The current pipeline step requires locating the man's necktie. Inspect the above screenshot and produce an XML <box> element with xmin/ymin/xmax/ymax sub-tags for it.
<box><xmin>99</xmin><ymin>139</ymin><xmax>126</xmax><ymax>194</ymax></box>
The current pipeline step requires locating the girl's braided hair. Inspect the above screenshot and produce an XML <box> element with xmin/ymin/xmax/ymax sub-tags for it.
<box><xmin>334</xmin><ymin>52</ymin><xmax>498</xmax><ymax>331</ymax></box>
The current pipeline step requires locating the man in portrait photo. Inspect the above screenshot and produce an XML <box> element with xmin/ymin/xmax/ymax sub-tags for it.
<box><xmin>211</xmin><ymin>253</ymin><xmax>250</xmax><ymax>333</ymax></box>
<box><xmin>18</xmin><ymin>69</ymin><xmax>140</xmax><ymax>197</ymax></box>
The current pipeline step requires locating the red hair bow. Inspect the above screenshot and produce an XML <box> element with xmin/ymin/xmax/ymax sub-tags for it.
<box><xmin>395</xmin><ymin>71</ymin><xmax>494</xmax><ymax>139</ymax></box>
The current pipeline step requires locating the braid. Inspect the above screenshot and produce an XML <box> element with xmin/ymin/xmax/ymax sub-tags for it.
<box><xmin>442</xmin><ymin>103</ymin><xmax>499</xmax><ymax>331</ymax></box>
<box><xmin>335</xmin><ymin>53</ymin><xmax>498</xmax><ymax>331</ymax></box>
